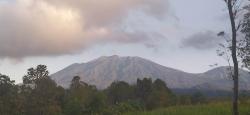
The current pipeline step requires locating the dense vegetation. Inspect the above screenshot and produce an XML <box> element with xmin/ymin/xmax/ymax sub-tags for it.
<box><xmin>0</xmin><ymin>65</ymin><xmax>249</xmax><ymax>115</ymax></box>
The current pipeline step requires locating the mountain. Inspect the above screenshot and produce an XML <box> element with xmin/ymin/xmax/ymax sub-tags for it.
<box><xmin>193</xmin><ymin>67</ymin><xmax>250</xmax><ymax>91</ymax></box>
<box><xmin>51</xmin><ymin>55</ymin><xmax>250</xmax><ymax>92</ymax></box>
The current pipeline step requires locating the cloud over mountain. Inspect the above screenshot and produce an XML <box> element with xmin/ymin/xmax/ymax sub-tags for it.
<box><xmin>181</xmin><ymin>31</ymin><xmax>223</xmax><ymax>50</ymax></box>
<box><xmin>0</xmin><ymin>0</ymin><xmax>170</xmax><ymax>59</ymax></box>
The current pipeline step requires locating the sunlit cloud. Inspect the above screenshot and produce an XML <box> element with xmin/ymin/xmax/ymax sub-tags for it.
<box><xmin>0</xmin><ymin>0</ymin><xmax>170</xmax><ymax>59</ymax></box>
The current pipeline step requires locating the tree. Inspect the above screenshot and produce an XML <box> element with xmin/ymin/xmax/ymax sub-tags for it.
<box><xmin>22</xmin><ymin>65</ymin><xmax>63</xmax><ymax>115</ymax></box>
<box><xmin>0</xmin><ymin>74</ymin><xmax>20</xmax><ymax>115</ymax></box>
<box><xmin>0</xmin><ymin>74</ymin><xmax>15</xmax><ymax>95</ymax></box>
<box><xmin>217</xmin><ymin>1</ymin><xmax>250</xmax><ymax>115</ymax></box>
<box><xmin>23</xmin><ymin>65</ymin><xmax>49</xmax><ymax>85</ymax></box>
<box><xmin>227</xmin><ymin>1</ymin><xmax>239</xmax><ymax>114</ymax></box>
<box><xmin>106</xmin><ymin>81</ymin><xmax>135</xmax><ymax>105</ymax></box>
<box><xmin>135</xmin><ymin>78</ymin><xmax>153</xmax><ymax>102</ymax></box>
<box><xmin>153</xmin><ymin>79</ymin><xmax>172</xmax><ymax>93</ymax></box>
<box><xmin>134</xmin><ymin>78</ymin><xmax>174</xmax><ymax>110</ymax></box>
<box><xmin>219</xmin><ymin>1</ymin><xmax>245</xmax><ymax>115</ymax></box>
<box><xmin>146</xmin><ymin>89</ymin><xmax>170</xmax><ymax>109</ymax></box>
<box><xmin>240</xmin><ymin>4</ymin><xmax>250</xmax><ymax>68</ymax></box>
<box><xmin>64</xmin><ymin>76</ymin><xmax>97</xmax><ymax>115</ymax></box>
<box><xmin>146</xmin><ymin>79</ymin><xmax>173</xmax><ymax>109</ymax></box>
<box><xmin>70</xmin><ymin>76</ymin><xmax>82</xmax><ymax>89</ymax></box>
<box><xmin>87</xmin><ymin>92</ymin><xmax>107</xmax><ymax>114</ymax></box>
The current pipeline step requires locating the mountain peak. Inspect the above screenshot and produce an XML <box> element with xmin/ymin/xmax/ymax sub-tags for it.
<box><xmin>99</xmin><ymin>55</ymin><xmax>119</xmax><ymax>59</ymax></box>
<box><xmin>90</xmin><ymin>55</ymin><xmax>148</xmax><ymax>64</ymax></box>
<box><xmin>97</xmin><ymin>55</ymin><xmax>143</xmax><ymax>60</ymax></box>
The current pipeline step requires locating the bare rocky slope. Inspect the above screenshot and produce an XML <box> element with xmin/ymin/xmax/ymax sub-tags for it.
<box><xmin>51</xmin><ymin>55</ymin><xmax>250</xmax><ymax>91</ymax></box>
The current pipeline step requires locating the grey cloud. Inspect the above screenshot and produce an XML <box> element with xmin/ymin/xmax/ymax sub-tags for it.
<box><xmin>92</xmin><ymin>29</ymin><xmax>166</xmax><ymax>46</ymax></box>
<box><xmin>0</xmin><ymin>0</ymin><xmax>171</xmax><ymax>59</ymax></box>
<box><xmin>109</xmin><ymin>31</ymin><xmax>165</xmax><ymax>43</ymax></box>
<box><xmin>181</xmin><ymin>31</ymin><xmax>223</xmax><ymax>50</ymax></box>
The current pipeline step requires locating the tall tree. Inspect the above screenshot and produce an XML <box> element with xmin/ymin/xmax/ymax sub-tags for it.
<box><xmin>22</xmin><ymin>65</ymin><xmax>63</xmax><ymax>115</ymax></box>
<box><xmin>220</xmin><ymin>0</ymin><xmax>248</xmax><ymax>115</ymax></box>
<box><xmin>135</xmin><ymin>78</ymin><xmax>153</xmax><ymax>102</ymax></box>
<box><xmin>106</xmin><ymin>81</ymin><xmax>134</xmax><ymax>105</ymax></box>
<box><xmin>64</xmin><ymin>76</ymin><xmax>97</xmax><ymax>115</ymax></box>
<box><xmin>23</xmin><ymin>65</ymin><xmax>49</xmax><ymax>85</ymax></box>
<box><xmin>0</xmin><ymin>74</ymin><xmax>19</xmax><ymax>115</ymax></box>
<box><xmin>146</xmin><ymin>79</ymin><xmax>173</xmax><ymax>109</ymax></box>
<box><xmin>226</xmin><ymin>1</ymin><xmax>239</xmax><ymax>115</ymax></box>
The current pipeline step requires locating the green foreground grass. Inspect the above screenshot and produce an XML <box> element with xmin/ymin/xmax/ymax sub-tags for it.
<box><xmin>123</xmin><ymin>102</ymin><xmax>250</xmax><ymax>115</ymax></box>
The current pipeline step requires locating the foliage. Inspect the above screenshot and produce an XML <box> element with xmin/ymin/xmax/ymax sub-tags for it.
<box><xmin>0</xmin><ymin>65</ymin><xmax>230</xmax><ymax>115</ymax></box>
<box><xmin>0</xmin><ymin>74</ymin><xmax>19</xmax><ymax>115</ymax></box>
<box><xmin>21</xmin><ymin>65</ymin><xmax>64</xmax><ymax>115</ymax></box>
<box><xmin>63</xmin><ymin>76</ymin><xmax>98</xmax><ymax>115</ymax></box>
<box><xmin>106</xmin><ymin>81</ymin><xmax>135</xmax><ymax>105</ymax></box>
<box><xmin>23</xmin><ymin>65</ymin><xmax>49</xmax><ymax>85</ymax></box>
<box><xmin>240</xmin><ymin>4</ymin><xmax>250</xmax><ymax>69</ymax></box>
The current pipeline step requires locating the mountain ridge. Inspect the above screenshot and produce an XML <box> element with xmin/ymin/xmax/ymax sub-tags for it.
<box><xmin>51</xmin><ymin>55</ymin><xmax>250</xmax><ymax>91</ymax></box>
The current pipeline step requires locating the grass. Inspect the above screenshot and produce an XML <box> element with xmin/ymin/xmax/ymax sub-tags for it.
<box><xmin>123</xmin><ymin>102</ymin><xmax>250</xmax><ymax>115</ymax></box>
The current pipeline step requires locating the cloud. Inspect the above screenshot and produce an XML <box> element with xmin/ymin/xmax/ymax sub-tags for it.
<box><xmin>0</xmin><ymin>0</ymin><xmax>170</xmax><ymax>59</ymax></box>
<box><xmin>181</xmin><ymin>31</ymin><xmax>223</xmax><ymax>50</ymax></box>
<box><xmin>43</xmin><ymin>0</ymin><xmax>170</xmax><ymax>26</ymax></box>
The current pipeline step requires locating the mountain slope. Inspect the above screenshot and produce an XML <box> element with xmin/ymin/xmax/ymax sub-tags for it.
<box><xmin>51</xmin><ymin>55</ymin><xmax>250</xmax><ymax>91</ymax></box>
<box><xmin>193</xmin><ymin>67</ymin><xmax>250</xmax><ymax>91</ymax></box>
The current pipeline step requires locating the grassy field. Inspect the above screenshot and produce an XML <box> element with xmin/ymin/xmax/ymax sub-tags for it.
<box><xmin>123</xmin><ymin>102</ymin><xmax>250</xmax><ymax>115</ymax></box>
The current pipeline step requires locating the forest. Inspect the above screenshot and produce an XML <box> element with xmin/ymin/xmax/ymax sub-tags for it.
<box><xmin>0</xmin><ymin>65</ymin><xmax>249</xmax><ymax>115</ymax></box>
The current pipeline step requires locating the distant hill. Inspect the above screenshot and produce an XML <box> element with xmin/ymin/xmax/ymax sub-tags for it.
<box><xmin>51</xmin><ymin>55</ymin><xmax>250</xmax><ymax>92</ymax></box>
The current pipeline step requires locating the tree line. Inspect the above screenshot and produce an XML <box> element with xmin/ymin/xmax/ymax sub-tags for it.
<box><xmin>0</xmin><ymin>65</ymin><xmax>207</xmax><ymax>115</ymax></box>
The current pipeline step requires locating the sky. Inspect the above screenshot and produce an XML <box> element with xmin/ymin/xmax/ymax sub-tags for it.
<box><xmin>0</xmin><ymin>0</ymin><xmax>234</xmax><ymax>83</ymax></box>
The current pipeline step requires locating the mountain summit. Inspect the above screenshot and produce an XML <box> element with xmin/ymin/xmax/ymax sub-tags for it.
<box><xmin>51</xmin><ymin>56</ymin><xmax>250</xmax><ymax>91</ymax></box>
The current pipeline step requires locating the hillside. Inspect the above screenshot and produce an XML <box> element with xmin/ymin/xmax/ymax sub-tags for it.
<box><xmin>51</xmin><ymin>55</ymin><xmax>250</xmax><ymax>91</ymax></box>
